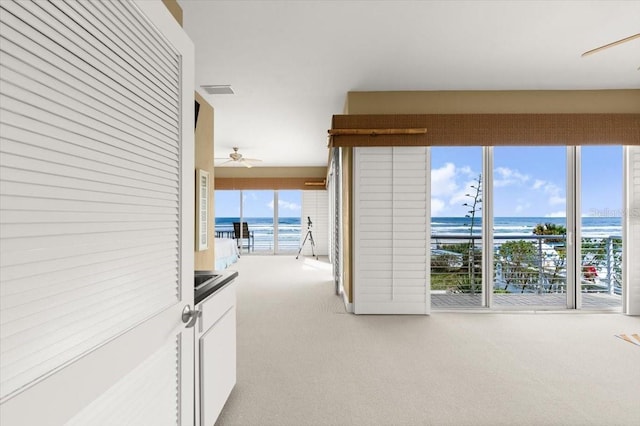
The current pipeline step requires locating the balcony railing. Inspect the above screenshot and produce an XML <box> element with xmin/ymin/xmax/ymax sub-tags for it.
<box><xmin>431</xmin><ymin>234</ymin><xmax>622</xmax><ymax>296</ymax></box>
<box><xmin>215</xmin><ymin>224</ymin><xmax>301</xmax><ymax>253</ymax></box>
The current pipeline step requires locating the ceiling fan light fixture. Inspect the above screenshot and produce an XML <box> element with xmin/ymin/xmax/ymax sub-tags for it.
<box><xmin>214</xmin><ymin>147</ymin><xmax>262</xmax><ymax>167</ymax></box>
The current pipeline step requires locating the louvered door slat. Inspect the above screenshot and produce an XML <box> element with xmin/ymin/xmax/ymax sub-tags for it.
<box><xmin>0</xmin><ymin>11</ymin><xmax>178</xmax><ymax>137</ymax></box>
<box><xmin>1</xmin><ymin>181</ymin><xmax>178</xmax><ymax>208</ymax></box>
<box><xmin>4</xmin><ymin>1</ymin><xmax>179</xmax><ymax>126</ymax></box>
<box><xmin>39</xmin><ymin>1</ymin><xmax>179</xmax><ymax>105</ymax></box>
<box><xmin>1</xmin><ymin>167</ymin><xmax>177</xmax><ymax>202</ymax></box>
<box><xmin>63</xmin><ymin>0</ymin><xmax>179</xmax><ymax>98</ymax></box>
<box><xmin>0</xmin><ymin>93</ymin><xmax>178</xmax><ymax>165</ymax></box>
<box><xmin>0</xmin><ymin>231</ymin><xmax>178</xmax><ymax>262</ymax></box>
<box><xmin>0</xmin><ymin>123</ymin><xmax>179</xmax><ymax>183</ymax></box>
<box><xmin>0</xmin><ymin>227</ymin><xmax>177</xmax><ymax>257</ymax></box>
<box><xmin>1</xmin><ymin>268</ymin><xmax>177</xmax><ymax>336</ymax></box>
<box><xmin>1</xmin><ymin>164</ymin><xmax>177</xmax><ymax>196</ymax></box>
<box><xmin>1</xmin><ymin>250</ymin><xmax>178</xmax><ymax>308</ymax></box>
<box><xmin>0</xmin><ymin>36</ymin><xmax>177</xmax><ymax>138</ymax></box>
<box><xmin>105</xmin><ymin>0</ymin><xmax>179</xmax><ymax>75</ymax></box>
<box><xmin>1</xmin><ymin>63</ymin><xmax>177</xmax><ymax>150</ymax></box>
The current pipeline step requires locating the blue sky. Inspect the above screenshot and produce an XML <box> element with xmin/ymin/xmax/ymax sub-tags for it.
<box><xmin>215</xmin><ymin>190</ymin><xmax>301</xmax><ymax>217</ymax></box>
<box><xmin>215</xmin><ymin>146</ymin><xmax>623</xmax><ymax>219</ymax></box>
<box><xmin>432</xmin><ymin>146</ymin><xmax>623</xmax><ymax>217</ymax></box>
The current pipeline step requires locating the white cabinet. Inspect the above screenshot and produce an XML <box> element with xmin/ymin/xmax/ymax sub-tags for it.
<box><xmin>195</xmin><ymin>280</ymin><xmax>237</xmax><ymax>426</ymax></box>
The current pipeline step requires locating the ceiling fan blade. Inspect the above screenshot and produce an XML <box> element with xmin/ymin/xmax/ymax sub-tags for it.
<box><xmin>239</xmin><ymin>159</ymin><xmax>253</xmax><ymax>168</ymax></box>
<box><xmin>216</xmin><ymin>159</ymin><xmax>234</xmax><ymax>166</ymax></box>
<box><xmin>242</xmin><ymin>158</ymin><xmax>262</xmax><ymax>163</ymax></box>
<box><xmin>581</xmin><ymin>33</ymin><xmax>640</xmax><ymax>57</ymax></box>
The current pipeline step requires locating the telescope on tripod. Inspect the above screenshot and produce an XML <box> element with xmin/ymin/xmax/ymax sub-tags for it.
<box><xmin>296</xmin><ymin>216</ymin><xmax>317</xmax><ymax>259</ymax></box>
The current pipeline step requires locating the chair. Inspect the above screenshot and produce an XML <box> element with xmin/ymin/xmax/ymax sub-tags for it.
<box><xmin>233</xmin><ymin>222</ymin><xmax>254</xmax><ymax>252</ymax></box>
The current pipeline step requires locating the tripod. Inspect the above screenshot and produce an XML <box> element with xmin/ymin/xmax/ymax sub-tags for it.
<box><xmin>296</xmin><ymin>217</ymin><xmax>317</xmax><ymax>259</ymax></box>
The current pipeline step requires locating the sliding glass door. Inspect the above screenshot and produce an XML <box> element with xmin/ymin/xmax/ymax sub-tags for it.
<box><xmin>580</xmin><ymin>146</ymin><xmax>622</xmax><ymax>309</ymax></box>
<box><xmin>215</xmin><ymin>190</ymin><xmax>240</xmax><ymax>239</ymax></box>
<box><xmin>214</xmin><ymin>190</ymin><xmax>302</xmax><ymax>255</ymax></box>
<box><xmin>276</xmin><ymin>190</ymin><xmax>302</xmax><ymax>253</ymax></box>
<box><xmin>242</xmin><ymin>190</ymin><xmax>274</xmax><ymax>253</ymax></box>
<box><xmin>430</xmin><ymin>147</ymin><xmax>484</xmax><ymax>309</ymax></box>
<box><xmin>492</xmin><ymin>146</ymin><xmax>568</xmax><ymax>309</ymax></box>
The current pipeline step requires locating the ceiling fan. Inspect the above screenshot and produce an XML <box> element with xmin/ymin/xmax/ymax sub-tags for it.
<box><xmin>581</xmin><ymin>33</ymin><xmax>640</xmax><ymax>70</ymax></box>
<box><xmin>215</xmin><ymin>147</ymin><xmax>262</xmax><ymax>168</ymax></box>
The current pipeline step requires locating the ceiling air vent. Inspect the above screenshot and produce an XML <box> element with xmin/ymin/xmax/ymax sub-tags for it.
<box><xmin>201</xmin><ymin>85</ymin><xmax>234</xmax><ymax>95</ymax></box>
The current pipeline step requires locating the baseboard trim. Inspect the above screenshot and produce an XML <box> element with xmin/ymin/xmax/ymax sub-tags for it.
<box><xmin>339</xmin><ymin>284</ymin><xmax>353</xmax><ymax>313</ymax></box>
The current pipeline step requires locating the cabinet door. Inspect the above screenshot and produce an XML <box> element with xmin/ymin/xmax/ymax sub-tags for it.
<box><xmin>0</xmin><ymin>1</ymin><xmax>195</xmax><ymax>424</ymax></box>
<box><xmin>199</xmin><ymin>307</ymin><xmax>237</xmax><ymax>426</ymax></box>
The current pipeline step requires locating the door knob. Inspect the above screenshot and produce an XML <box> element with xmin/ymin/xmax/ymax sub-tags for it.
<box><xmin>182</xmin><ymin>305</ymin><xmax>201</xmax><ymax>328</ymax></box>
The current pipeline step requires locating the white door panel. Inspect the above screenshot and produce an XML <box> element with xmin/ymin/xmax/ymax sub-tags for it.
<box><xmin>0</xmin><ymin>0</ymin><xmax>194</xmax><ymax>424</ymax></box>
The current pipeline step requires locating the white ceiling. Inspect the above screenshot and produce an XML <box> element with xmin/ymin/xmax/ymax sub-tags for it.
<box><xmin>180</xmin><ymin>0</ymin><xmax>640</xmax><ymax>168</ymax></box>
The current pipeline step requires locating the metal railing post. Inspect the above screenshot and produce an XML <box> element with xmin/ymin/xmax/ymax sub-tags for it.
<box><xmin>537</xmin><ymin>237</ymin><xmax>544</xmax><ymax>293</ymax></box>
<box><xmin>606</xmin><ymin>237</ymin><xmax>613</xmax><ymax>295</ymax></box>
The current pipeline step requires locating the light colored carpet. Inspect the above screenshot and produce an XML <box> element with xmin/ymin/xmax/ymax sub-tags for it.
<box><xmin>215</xmin><ymin>255</ymin><xmax>640</xmax><ymax>426</ymax></box>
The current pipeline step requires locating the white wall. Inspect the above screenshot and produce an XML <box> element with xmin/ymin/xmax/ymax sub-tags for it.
<box><xmin>301</xmin><ymin>190</ymin><xmax>328</xmax><ymax>256</ymax></box>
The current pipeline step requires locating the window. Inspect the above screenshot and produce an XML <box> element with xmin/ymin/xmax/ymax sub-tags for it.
<box><xmin>214</xmin><ymin>190</ymin><xmax>302</xmax><ymax>254</ymax></box>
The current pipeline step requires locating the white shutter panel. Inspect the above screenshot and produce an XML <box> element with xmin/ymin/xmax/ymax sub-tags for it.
<box><xmin>354</xmin><ymin>147</ymin><xmax>429</xmax><ymax>314</ymax></box>
<box><xmin>392</xmin><ymin>147</ymin><xmax>429</xmax><ymax>312</ymax></box>
<box><xmin>624</xmin><ymin>146</ymin><xmax>640</xmax><ymax>315</ymax></box>
<box><xmin>0</xmin><ymin>0</ymin><xmax>181</xmax><ymax>404</ymax></box>
<box><xmin>302</xmin><ymin>190</ymin><xmax>328</xmax><ymax>256</ymax></box>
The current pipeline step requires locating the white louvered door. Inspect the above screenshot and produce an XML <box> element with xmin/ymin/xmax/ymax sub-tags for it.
<box><xmin>0</xmin><ymin>1</ymin><xmax>194</xmax><ymax>425</ymax></box>
<box><xmin>353</xmin><ymin>147</ymin><xmax>430</xmax><ymax>314</ymax></box>
<box><xmin>624</xmin><ymin>146</ymin><xmax>640</xmax><ymax>315</ymax></box>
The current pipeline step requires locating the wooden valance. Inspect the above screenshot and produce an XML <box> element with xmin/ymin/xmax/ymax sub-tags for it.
<box><xmin>329</xmin><ymin>114</ymin><xmax>639</xmax><ymax>147</ymax></box>
<box><xmin>215</xmin><ymin>177</ymin><xmax>326</xmax><ymax>190</ymax></box>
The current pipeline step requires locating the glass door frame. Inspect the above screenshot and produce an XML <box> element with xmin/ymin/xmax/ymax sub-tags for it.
<box><xmin>215</xmin><ymin>189</ymin><xmax>302</xmax><ymax>255</ymax></box>
<box><xmin>481</xmin><ymin>146</ymin><xmax>584</xmax><ymax>310</ymax></box>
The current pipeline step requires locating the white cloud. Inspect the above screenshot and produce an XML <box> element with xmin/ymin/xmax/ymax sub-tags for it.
<box><xmin>430</xmin><ymin>162</ymin><xmax>481</xmax><ymax>215</ymax></box>
<box><xmin>431</xmin><ymin>163</ymin><xmax>459</xmax><ymax>197</ymax></box>
<box><xmin>458</xmin><ymin>165</ymin><xmax>474</xmax><ymax>176</ymax></box>
<box><xmin>494</xmin><ymin>167</ymin><xmax>530</xmax><ymax>187</ymax></box>
<box><xmin>431</xmin><ymin>198</ymin><xmax>446</xmax><ymax>216</ymax></box>
<box><xmin>529</xmin><ymin>178</ymin><xmax>565</xmax><ymax>207</ymax></box>
<box><xmin>449</xmin><ymin>178</ymin><xmax>482</xmax><ymax>207</ymax></box>
<box><xmin>545</xmin><ymin>211</ymin><xmax>566</xmax><ymax>218</ymax></box>
<box><xmin>279</xmin><ymin>200</ymin><xmax>301</xmax><ymax>211</ymax></box>
<box><xmin>268</xmin><ymin>199</ymin><xmax>301</xmax><ymax>211</ymax></box>
<box><xmin>540</xmin><ymin>181</ymin><xmax>565</xmax><ymax>206</ymax></box>
<box><xmin>549</xmin><ymin>195</ymin><xmax>566</xmax><ymax>206</ymax></box>
<box><xmin>532</xmin><ymin>179</ymin><xmax>545</xmax><ymax>190</ymax></box>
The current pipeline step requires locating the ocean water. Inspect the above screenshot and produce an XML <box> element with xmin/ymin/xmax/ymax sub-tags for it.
<box><xmin>432</xmin><ymin>216</ymin><xmax>621</xmax><ymax>238</ymax></box>
<box><xmin>215</xmin><ymin>217</ymin><xmax>302</xmax><ymax>250</ymax></box>
<box><xmin>215</xmin><ymin>216</ymin><xmax>622</xmax><ymax>250</ymax></box>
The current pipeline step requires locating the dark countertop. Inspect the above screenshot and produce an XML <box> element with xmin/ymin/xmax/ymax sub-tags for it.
<box><xmin>195</xmin><ymin>269</ymin><xmax>239</xmax><ymax>305</ymax></box>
